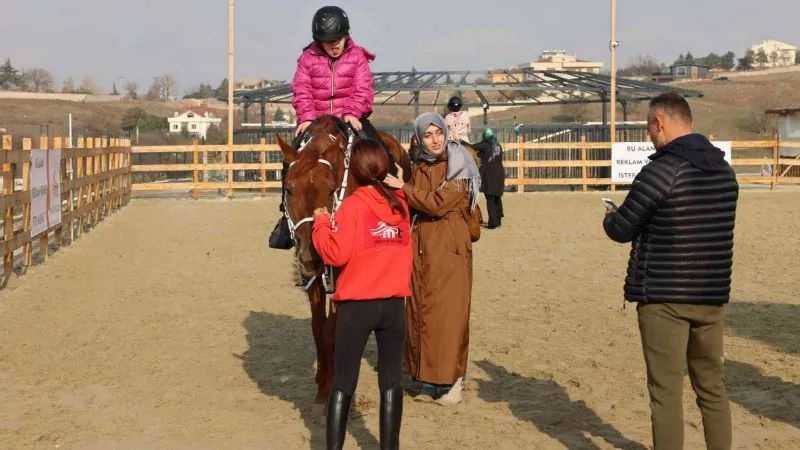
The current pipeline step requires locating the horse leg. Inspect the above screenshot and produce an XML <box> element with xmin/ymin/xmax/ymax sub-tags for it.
<box><xmin>308</xmin><ymin>280</ymin><xmax>329</xmax><ymax>409</ymax></box>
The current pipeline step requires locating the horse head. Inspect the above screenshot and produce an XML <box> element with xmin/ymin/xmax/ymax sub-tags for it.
<box><xmin>276</xmin><ymin>116</ymin><xmax>349</xmax><ymax>279</ymax></box>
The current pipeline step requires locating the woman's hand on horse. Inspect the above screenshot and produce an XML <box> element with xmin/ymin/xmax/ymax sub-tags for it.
<box><xmin>343</xmin><ymin>115</ymin><xmax>362</xmax><ymax>131</ymax></box>
<box><xmin>313</xmin><ymin>207</ymin><xmax>330</xmax><ymax>218</ymax></box>
<box><xmin>383</xmin><ymin>165</ymin><xmax>405</xmax><ymax>190</ymax></box>
<box><xmin>295</xmin><ymin>121</ymin><xmax>313</xmax><ymax>136</ymax></box>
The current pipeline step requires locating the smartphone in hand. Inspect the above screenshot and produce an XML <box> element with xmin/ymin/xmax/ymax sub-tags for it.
<box><xmin>602</xmin><ymin>198</ymin><xmax>619</xmax><ymax>211</ymax></box>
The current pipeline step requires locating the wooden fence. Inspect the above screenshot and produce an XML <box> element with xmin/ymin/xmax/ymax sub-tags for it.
<box><xmin>0</xmin><ymin>136</ymin><xmax>132</xmax><ymax>276</ymax></box>
<box><xmin>130</xmin><ymin>137</ymin><xmax>800</xmax><ymax>197</ymax></box>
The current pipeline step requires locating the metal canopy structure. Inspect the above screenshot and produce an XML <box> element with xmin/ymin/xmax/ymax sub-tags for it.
<box><xmin>227</xmin><ymin>69</ymin><xmax>704</xmax><ymax>126</ymax></box>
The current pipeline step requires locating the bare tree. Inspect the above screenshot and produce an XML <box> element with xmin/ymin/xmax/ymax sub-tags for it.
<box><xmin>23</xmin><ymin>68</ymin><xmax>54</xmax><ymax>92</ymax></box>
<box><xmin>61</xmin><ymin>76</ymin><xmax>76</xmax><ymax>93</ymax></box>
<box><xmin>146</xmin><ymin>75</ymin><xmax>178</xmax><ymax>100</ymax></box>
<box><xmin>77</xmin><ymin>76</ymin><xmax>98</xmax><ymax>94</ymax></box>
<box><xmin>125</xmin><ymin>81</ymin><xmax>139</xmax><ymax>99</ymax></box>
<box><xmin>618</xmin><ymin>54</ymin><xmax>662</xmax><ymax>77</ymax></box>
<box><xmin>145</xmin><ymin>79</ymin><xmax>161</xmax><ymax>101</ymax></box>
<box><xmin>559</xmin><ymin>103</ymin><xmax>589</xmax><ymax>124</ymax></box>
<box><xmin>739</xmin><ymin>101</ymin><xmax>777</xmax><ymax>135</ymax></box>
<box><xmin>625</xmin><ymin>101</ymin><xmax>642</xmax><ymax>117</ymax></box>
<box><xmin>162</xmin><ymin>75</ymin><xmax>176</xmax><ymax>99</ymax></box>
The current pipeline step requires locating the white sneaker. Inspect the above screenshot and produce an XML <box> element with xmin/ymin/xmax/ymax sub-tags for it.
<box><xmin>436</xmin><ymin>378</ymin><xmax>464</xmax><ymax>405</ymax></box>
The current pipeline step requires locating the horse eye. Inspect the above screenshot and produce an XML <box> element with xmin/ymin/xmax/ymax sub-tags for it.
<box><xmin>285</xmin><ymin>189</ymin><xmax>293</xmax><ymax>196</ymax></box>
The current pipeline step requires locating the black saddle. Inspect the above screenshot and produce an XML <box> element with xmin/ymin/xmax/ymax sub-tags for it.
<box><xmin>291</xmin><ymin>115</ymin><xmax>355</xmax><ymax>150</ymax></box>
<box><xmin>290</xmin><ymin>115</ymin><xmax>398</xmax><ymax>177</ymax></box>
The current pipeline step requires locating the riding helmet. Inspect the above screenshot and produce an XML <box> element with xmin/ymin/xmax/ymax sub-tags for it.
<box><xmin>312</xmin><ymin>6</ymin><xmax>350</xmax><ymax>42</ymax></box>
<box><xmin>447</xmin><ymin>96</ymin><xmax>463</xmax><ymax>112</ymax></box>
<box><xmin>483</xmin><ymin>128</ymin><xmax>495</xmax><ymax>140</ymax></box>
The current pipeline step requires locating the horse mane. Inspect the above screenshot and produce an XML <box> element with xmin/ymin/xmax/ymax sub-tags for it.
<box><xmin>288</xmin><ymin>116</ymin><xmax>341</xmax><ymax>176</ymax></box>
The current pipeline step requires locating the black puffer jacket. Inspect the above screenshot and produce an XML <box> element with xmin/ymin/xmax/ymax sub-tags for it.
<box><xmin>604</xmin><ymin>134</ymin><xmax>739</xmax><ymax>305</ymax></box>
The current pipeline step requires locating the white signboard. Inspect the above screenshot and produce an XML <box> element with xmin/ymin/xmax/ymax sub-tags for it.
<box><xmin>611</xmin><ymin>142</ymin><xmax>732</xmax><ymax>183</ymax></box>
<box><xmin>30</xmin><ymin>149</ymin><xmax>62</xmax><ymax>237</ymax></box>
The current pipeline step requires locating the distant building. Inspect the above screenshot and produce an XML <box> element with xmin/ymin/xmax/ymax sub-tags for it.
<box><xmin>168</xmin><ymin>109</ymin><xmax>222</xmax><ymax>139</ymax></box>
<box><xmin>766</xmin><ymin>105</ymin><xmax>800</xmax><ymax>157</ymax></box>
<box><xmin>650</xmin><ymin>64</ymin><xmax>710</xmax><ymax>83</ymax></box>
<box><xmin>234</xmin><ymin>78</ymin><xmax>279</xmax><ymax>91</ymax></box>
<box><xmin>491</xmin><ymin>50</ymin><xmax>604</xmax><ymax>83</ymax></box>
<box><xmin>749</xmin><ymin>39</ymin><xmax>797</xmax><ymax>68</ymax></box>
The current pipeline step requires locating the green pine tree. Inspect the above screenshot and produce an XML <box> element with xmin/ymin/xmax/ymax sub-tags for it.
<box><xmin>0</xmin><ymin>58</ymin><xmax>24</xmax><ymax>90</ymax></box>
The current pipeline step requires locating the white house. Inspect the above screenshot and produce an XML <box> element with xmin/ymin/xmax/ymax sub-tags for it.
<box><xmin>749</xmin><ymin>39</ymin><xmax>797</xmax><ymax>67</ymax></box>
<box><xmin>167</xmin><ymin>110</ymin><xmax>222</xmax><ymax>139</ymax></box>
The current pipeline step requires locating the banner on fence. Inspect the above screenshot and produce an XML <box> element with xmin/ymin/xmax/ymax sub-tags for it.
<box><xmin>611</xmin><ymin>142</ymin><xmax>732</xmax><ymax>183</ymax></box>
<box><xmin>31</xmin><ymin>149</ymin><xmax>62</xmax><ymax>236</ymax></box>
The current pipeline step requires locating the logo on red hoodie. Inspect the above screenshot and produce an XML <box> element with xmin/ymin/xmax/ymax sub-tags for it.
<box><xmin>363</xmin><ymin>211</ymin><xmax>408</xmax><ymax>248</ymax></box>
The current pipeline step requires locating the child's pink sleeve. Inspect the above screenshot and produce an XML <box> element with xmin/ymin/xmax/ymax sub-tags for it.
<box><xmin>291</xmin><ymin>54</ymin><xmax>315</xmax><ymax>123</ymax></box>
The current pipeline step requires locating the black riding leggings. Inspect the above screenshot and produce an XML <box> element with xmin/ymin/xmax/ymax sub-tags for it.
<box><xmin>333</xmin><ymin>297</ymin><xmax>406</xmax><ymax>396</ymax></box>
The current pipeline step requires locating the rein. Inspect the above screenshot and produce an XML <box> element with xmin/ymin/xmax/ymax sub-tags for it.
<box><xmin>283</xmin><ymin>130</ymin><xmax>355</xmax><ymax>296</ymax></box>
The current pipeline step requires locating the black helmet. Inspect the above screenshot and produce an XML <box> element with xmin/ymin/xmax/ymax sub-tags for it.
<box><xmin>447</xmin><ymin>96</ymin><xmax>463</xmax><ymax>112</ymax></box>
<box><xmin>312</xmin><ymin>6</ymin><xmax>350</xmax><ymax>42</ymax></box>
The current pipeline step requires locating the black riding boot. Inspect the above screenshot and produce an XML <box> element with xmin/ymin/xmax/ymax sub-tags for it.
<box><xmin>326</xmin><ymin>389</ymin><xmax>353</xmax><ymax>450</ymax></box>
<box><xmin>379</xmin><ymin>388</ymin><xmax>403</xmax><ymax>450</ymax></box>
<box><xmin>268</xmin><ymin>161</ymin><xmax>293</xmax><ymax>250</ymax></box>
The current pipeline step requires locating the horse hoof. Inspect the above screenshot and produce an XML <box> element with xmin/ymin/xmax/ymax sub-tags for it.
<box><xmin>312</xmin><ymin>403</ymin><xmax>327</xmax><ymax>416</ymax></box>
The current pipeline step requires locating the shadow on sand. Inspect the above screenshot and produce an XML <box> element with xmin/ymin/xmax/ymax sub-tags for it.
<box><xmin>237</xmin><ymin>311</ymin><xmax>381</xmax><ymax>449</ymax></box>
<box><xmin>726</xmin><ymin>302</ymin><xmax>799</xmax><ymax>355</ymax></box>
<box><xmin>726</xmin><ymin>359</ymin><xmax>800</xmax><ymax>430</ymax></box>
<box><xmin>475</xmin><ymin>359</ymin><xmax>648</xmax><ymax>450</ymax></box>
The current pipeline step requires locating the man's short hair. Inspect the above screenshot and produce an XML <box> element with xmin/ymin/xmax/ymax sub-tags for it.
<box><xmin>649</xmin><ymin>92</ymin><xmax>692</xmax><ymax>124</ymax></box>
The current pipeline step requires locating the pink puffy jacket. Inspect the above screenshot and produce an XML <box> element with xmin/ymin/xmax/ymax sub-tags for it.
<box><xmin>291</xmin><ymin>38</ymin><xmax>376</xmax><ymax>124</ymax></box>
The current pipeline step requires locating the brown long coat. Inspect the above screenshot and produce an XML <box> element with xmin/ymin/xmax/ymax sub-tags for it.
<box><xmin>401</xmin><ymin>153</ymin><xmax>473</xmax><ymax>385</ymax></box>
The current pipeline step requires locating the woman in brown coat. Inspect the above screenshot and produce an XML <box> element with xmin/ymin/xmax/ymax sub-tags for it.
<box><xmin>384</xmin><ymin>112</ymin><xmax>480</xmax><ymax>405</ymax></box>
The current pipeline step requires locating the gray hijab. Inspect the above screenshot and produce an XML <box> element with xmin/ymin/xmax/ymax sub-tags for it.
<box><xmin>414</xmin><ymin>112</ymin><xmax>481</xmax><ymax>211</ymax></box>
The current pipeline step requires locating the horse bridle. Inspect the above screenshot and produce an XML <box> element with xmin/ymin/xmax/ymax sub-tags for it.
<box><xmin>283</xmin><ymin>130</ymin><xmax>355</xmax><ymax>293</ymax></box>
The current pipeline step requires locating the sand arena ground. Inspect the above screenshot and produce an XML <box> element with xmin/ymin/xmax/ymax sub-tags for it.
<box><xmin>0</xmin><ymin>192</ymin><xmax>798</xmax><ymax>449</ymax></box>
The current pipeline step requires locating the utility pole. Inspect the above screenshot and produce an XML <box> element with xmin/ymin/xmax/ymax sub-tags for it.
<box><xmin>610</xmin><ymin>0</ymin><xmax>619</xmax><ymax>144</ymax></box>
<box><xmin>227</xmin><ymin>0</ymin><xmax>235</xmax><ymax>197</ymax></box>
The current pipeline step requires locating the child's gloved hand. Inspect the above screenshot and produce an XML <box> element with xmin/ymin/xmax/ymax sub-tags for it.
<box><xmin>343</xmin><ymin>115</ymin><xmax>362</xmax><ymax>131</ymax></box>
<box><xmin>295</xmin><ymin>121</ymin><xmax>313</xmax><ymax>136</ymax></box>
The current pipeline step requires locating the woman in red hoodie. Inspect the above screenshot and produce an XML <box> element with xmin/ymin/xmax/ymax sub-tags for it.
<box><xmin>312</xmin><ymin>139</ymin><xmax>412</xmax><ymax>450</ymax></box>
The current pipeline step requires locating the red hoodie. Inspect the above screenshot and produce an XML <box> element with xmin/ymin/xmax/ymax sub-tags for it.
<box><xmin>312</xmin><ymin>187</ymin><xmax>412</xmax><ymax>302</ymax></box>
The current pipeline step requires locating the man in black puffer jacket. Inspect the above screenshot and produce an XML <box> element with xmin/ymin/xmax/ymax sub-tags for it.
<box><xmin>603</xmin><ymin>93</ymin><xmax>738</xmax><ymax>450</ymax></box>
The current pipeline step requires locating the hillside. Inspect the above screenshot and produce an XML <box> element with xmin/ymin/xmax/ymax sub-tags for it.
<box><xmin>1</xmin><ymin>71</ymin><xmax>797</xmax><ymax>142</ymax></box>
<box><xmin>0</xmin><ymin>100</ymin><xmax>195</xmax><ymax>140</ymax></box>
<box><xmin>477</xmin><ymin>72</ymin><xmax>800</xmax><ymax>140</ymax></box>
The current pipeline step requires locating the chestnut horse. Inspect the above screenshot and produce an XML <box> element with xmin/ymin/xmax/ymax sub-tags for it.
<box><xmin>276</xmin><ymin>115</ymin><xmax>412</xmax><ymax>412</ymax></box>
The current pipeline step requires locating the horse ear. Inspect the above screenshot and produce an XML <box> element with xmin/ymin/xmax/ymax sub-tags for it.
<box><xmin>335</xmin><ymin>134</ymin><xmax>346</xmax><ymax>151</ymax></box>
<box><xmin>276</xmin><ymin>134</ymin><xmax>298</xmax><ymax>163</ymax></box>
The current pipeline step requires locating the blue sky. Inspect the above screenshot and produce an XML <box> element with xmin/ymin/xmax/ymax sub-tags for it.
<box><xmin>2</xmin><ymin>0</ymin><xmax>798</xmax><ymax>94</ymax></box>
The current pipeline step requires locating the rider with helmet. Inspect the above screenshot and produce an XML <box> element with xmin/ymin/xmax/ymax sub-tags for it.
<box><xmin>445</xmin><ymin>96</ymin><xmax>472</xmax><ymax>143</ymax></box>
<box><xmin>293</xmin><ymin>6</ymin><xmax>375</xmax><ymax>138</ymax></box>
<box><xmin>270</xmin><ymin>6</ymin><xmax>394</xmax><ymax>249</ymax></box>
